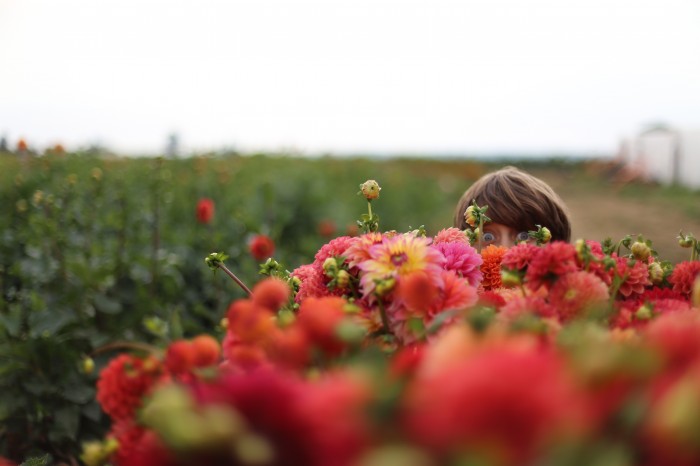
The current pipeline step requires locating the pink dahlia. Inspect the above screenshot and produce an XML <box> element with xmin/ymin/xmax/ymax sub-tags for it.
<box><xmin>313</xmin><ymin>236</ymin><xmax>357</xmax><ymax>266</ymax></box>
<box><xmin>500</xmin><ymin>296</ymin><xmax>557</xmax><ymax>320</ymax></box>
<box><xmin>578</xmin><ymin>240</ymin><xmax>612</xmax><ymax>286</ymax></box>
<box><xmin>548</xmin><ymin>271</ymin><xmax>610</xmax><ymax>322</ymax></box>
<box><xmin>613</xmin><ymin>256</ymin><xmax>651</xmax><ymax>298</ymax></box>
<box><xmin>525</xmin><ymin>241</ymin><xmax>579</xmax><ymax>291</ymax></box>
<box><xmin>359</xmin><ymin>234</ymin><xmax>445</xmax><ymax>298</ymax></box>
<box><xmin>291</xmin><ymin>264</ymin><xmax>329</xmax><ymax>302</ymax></box>
<box><xmin>433</xmin><ymin>227</ymin><xmax>469</xmax><ymax>244</ymax></box>
<box><xmin>345</xmin><ymin>232</ymin><xmax>385</xmax><ymax>268</ymax></box>
<box><xmin>431</xmin><ymin>270</ymin><xmax>479</xmax><ymax>315</ymax></box>
<box><xmin>668</xmin><ymin>261</ymin><xmax>700</xmax><ymax>297</ymax></box>
<box><xmin>502</xmin><ymin>243</ymin><xmax>541</xmax><ymax>271</ymax></box>
<box><xmin>434</xmin><ymin>241</ymin><xmax>483</xmax><ymax>286</ymax></box>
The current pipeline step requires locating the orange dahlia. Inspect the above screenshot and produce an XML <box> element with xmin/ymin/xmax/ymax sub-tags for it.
<box><xmin>480</xmin><ymin>245</ymin><xmax>507</xmax><ymax>291</ymax></box>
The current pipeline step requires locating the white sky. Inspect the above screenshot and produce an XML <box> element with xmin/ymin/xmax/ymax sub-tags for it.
<box><xmin>1</xmin><ymin>0</ymin><xmax>699</xmax><ymax>155</ymax></box>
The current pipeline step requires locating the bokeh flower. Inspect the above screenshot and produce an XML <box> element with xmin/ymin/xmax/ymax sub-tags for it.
<box><xmin>195</xmin><ymin>198</ymin><xmax>214</xmax><ymax>224</ymax></box>
<box><xmin>249</xmin><ymin>234</ymin><xmax>275</xmax><ymax>261</ymax></box>
<box><xmin>548</xmin><ymin>271</ymin><xmax>610</xmax><ymax>322</ymax></box>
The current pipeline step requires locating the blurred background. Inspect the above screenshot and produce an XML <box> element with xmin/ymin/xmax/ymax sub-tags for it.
<box><xmin>1</xmin><ymin>0</ymin><xmax>699</xmax><ymax>156</ymax></box>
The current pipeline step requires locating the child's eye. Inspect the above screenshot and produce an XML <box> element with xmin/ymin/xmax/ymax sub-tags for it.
<box><xmin>482</xmin><ymin>232</ymin><xmax>496</xmax><ymax>242</ymax></box>
<box><xmin>516</xmin><ymin>231</ymin><xmax>530</xmax><ymax>242</ymax></box>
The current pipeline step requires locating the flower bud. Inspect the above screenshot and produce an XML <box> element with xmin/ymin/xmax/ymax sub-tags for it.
<box><xmin>635</xmin><ymin>304</ymin><xmax>653</xmax><ymax>321</ymax></box>
<box><xmin>336</xmin><ymin>270</ymin><xmax>350</xmax><ymax>289</ymax></box>
<box><xmin>80</xmin><ymin>441</ymin><xmax>107</xmax><ymax>466</ymax></box>
<box><xmin>464</xmin><ymin>205</ymin><xmax>477</xmax><ymax>228</ymax></box>
<box><xmin>360</xmin><ymin>180</ymin><xmax>381</xmax><ymax>200</ymax></box>
<box><xmin>540</xmin><ymin>226</ymin><xmax>552</xmax><ymax>244</ymax></box>
<box><xmin>322</xmin><ymin>257</ymin><xmax>338</xmax><ymax>276</ymax></box>
<box><xmin>631</xmin><ymin>241</ymin><xmax>651</xmax><ymax>261</ymax></box>
<box><xmin>500</xmin><ymin>269</ymin><xmax>522</xmax><ymax>288</ymax></box>
<box><xmin>648</xmin><ymin>262</ymin><xmax>664</xmax><ymax>285</ymax></box>
<box><xmin>375</xmin><ymin>277</ymin><xmax>396</xmax><ymax>296</ymax></box>
<box><xmin>692</xmin><ymin>276</ymin><xmax>700</xmax><ymax>309</ymax></box>
<box><xmin>679</xmin><ymin>235</ymin><xmax>694</xmax><ymax>248</ymax></box>
<box><xmin>82</xmin><ymin>357</ymin><xmax>95</xmax><ymax>374</ymax></box>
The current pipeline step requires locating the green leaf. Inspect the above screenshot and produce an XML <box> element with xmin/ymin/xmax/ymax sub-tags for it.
<box><xmin>49</xmin><ymin>405</ymin><xmax>80</xmax><ymax>442</ymax></box>
<box><xmin>20</xmin><ymin>455</ymin><xmax>52</xmax><ymax>466</ymax></box>
<box><xmin>61</xmin><ymin>383</ymin><xmax>95</xmax><ymax>404</ymax></box>
<box><xmin>0</xmin><ymin>305</ymin><xmax>24</xmax><ymax>337</ymax></box>
<box><xmin>169</xmin><ymin>307</ymin><xmax>183</xmax><ymax>340</ymax></box>
<box><xmin>81</xmin><ymin>400</ymin><xmax>102</xmax><ymax>422</ymax></box>
<box><xmin>28</xmin><ymin>309</ymin><xmax>75</xmax><ymax>337</ymax></box>
<box><xmin>93</xmin><ymin>293</ymin><xmax>122</xmax><ymax>315</ymax></box>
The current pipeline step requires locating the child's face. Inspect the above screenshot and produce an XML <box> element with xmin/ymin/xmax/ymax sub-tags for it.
<box><xmin>482</xmin><ymin>223</ymin><xmax>530</xmax><ymax>248</ymax></box>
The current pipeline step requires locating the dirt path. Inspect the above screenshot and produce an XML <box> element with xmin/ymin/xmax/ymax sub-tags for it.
<box><xmin>533</xmin><ymin>168</ymin><xmax>700</xmax><ymax>264</ymax></box>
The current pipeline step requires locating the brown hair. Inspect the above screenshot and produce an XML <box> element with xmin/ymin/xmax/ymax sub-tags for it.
<box><xmin>453</xmin><ymin>166</ymin><xmax>571</xmax><ymax>242</ymax></box>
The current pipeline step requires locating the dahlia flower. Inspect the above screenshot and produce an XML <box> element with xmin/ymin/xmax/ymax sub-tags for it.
<box><xmin>434</xmin><ymin>241</ymin><xmax>483</xmax><ymax>286</ymax></box>
<box><xmin>359</xmin><ymin>234</ymin><xmax>445</xmax><ymax>298</ymax></box>
<box><xmin>613</xmin><ymin>256</ymin><xmax>652</xmax><ymax>298</ymax></box>
<box><xmin>501</xmin><ymin>243</ymin><xmax>541</xmax><ymax>272</ymax></box>
<box><xmin>433</xmin><ymin>227</ymin><xmax>469</xmax><ymax>244</ymax></box>
<box><xmin>548</xmin><ymin>271</ymin><xmax>610</xmax><ymax>322</ymax></box>
<box><xmin>669</xmin><ymin>261</ymin><xmax>700</xmax><ymax>297</ymax></box>
<box><xmin>480</xmin><ymin>244</ymin><xmax>508</xmax><ymax>290</ymax></box>
<box><xmin>525</xmin><ymin>241</ymin><xmax>578</xmax><ymax>291</ymax></box>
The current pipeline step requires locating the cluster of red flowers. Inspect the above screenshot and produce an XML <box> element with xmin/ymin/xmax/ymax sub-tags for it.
<box><xmin>90</xmin><ymin>225</ymin><xmax>700</xmax><ymax>466</ymax></box>
<box><xmin>92</xmin><ymin>335</ymin><xmax>223</xmax><ymax>465</ymax></box>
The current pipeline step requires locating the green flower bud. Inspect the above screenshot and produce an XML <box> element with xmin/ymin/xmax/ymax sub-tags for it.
<box><xmin>692</xmin><ymin>277</ymin><xmax>700</xmax><ymax>309</ymax></box>
<box><xmin>375</xmin><ymin>277</ymin><xmax>396</xmax><ymax>296</ymax></box>
<box><xmin>648</xmin><ymin>262</ymin><xmax>664</xmax><ymax>284</ymax></box>
<box><xmin>464</xmin><ymin>205</ymin><xmax>477</xmax><ymax>228</ymax></box>
<box><xmin>322</xmin><ymin>257</ymin><xmax>338</xmax><ymax>276</ymax></box>
<box><xmin>635</xmin><ymin>305</ymin><xmax>653</xmax><ymax>321</ymax></box>
<box><xmin>500</xmin><ymin>269</ymin><xmax>522</xmax><ymax>288</ymax></box>
<box><xmin>336</xmin><ymin>269</ymin><xmax>350</xmax><ymax>289</ymax></box>
<box><xmin>631</xmin><ymin>241</ymin><xmax>651</xmax><ymax>261</ymax></box>
<box><xmin>360</xmin><ymin>180</ymin><xmax>381</xmax><ymax>200</ymax></box>
<box><xmin>82</xmin><ymin>357</ymin><xmax>95</xmax><ymax>374</ymax></box>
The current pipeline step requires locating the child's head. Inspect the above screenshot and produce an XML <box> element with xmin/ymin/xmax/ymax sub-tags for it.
<box><xmin>453</xmin><ymin>166</ymin><xmax>571</xmax><ymax>245</ymax></box>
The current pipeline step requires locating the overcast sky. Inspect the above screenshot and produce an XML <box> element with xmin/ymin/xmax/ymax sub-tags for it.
<box><xmin>1</xmin><ymin>0</ymin><xmax>699</xmax><ymax>155</ymax></box>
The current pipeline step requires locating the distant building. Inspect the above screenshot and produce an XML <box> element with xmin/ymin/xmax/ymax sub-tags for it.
<box><xmin>620</xmin><ymin>125</ymin><xmax>700</xmax><ymax>189</ymax></box>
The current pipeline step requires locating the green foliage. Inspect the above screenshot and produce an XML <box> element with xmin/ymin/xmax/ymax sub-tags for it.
<box><xmin>0</xmin><ymin>151</ymin><xmax>481</xmax><ymax>462</ymax></box>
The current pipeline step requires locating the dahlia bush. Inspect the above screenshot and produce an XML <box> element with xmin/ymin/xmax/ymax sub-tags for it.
<box><xmin>83</xmin><ymin>181</ymin><xmax>700</xmax><ymax>466</ymax></box>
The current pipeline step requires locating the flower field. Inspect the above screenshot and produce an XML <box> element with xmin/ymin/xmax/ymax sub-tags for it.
<box><xmin>2</xmin><ymin>151</ymin><xmax>700</xmax><ymax>466</ymax></box>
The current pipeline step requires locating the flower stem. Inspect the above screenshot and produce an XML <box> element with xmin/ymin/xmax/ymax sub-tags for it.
<box><xmin>367</xmin><ymin>201</ymin><xmax>373</xmax><ymax>221</ymax></box>
<box><xmin>477</xmin><ymin>217</ymin><xmax>484</xmax><ymax>253</ymax></box>
<box><xmin>377</xmin><ymin>299</ymin><xmax>391</xmax><ymax>334</ymax></box>
<box><xmin>217</xmin><ymin>262</ymin><xmax>252</xmax><ymax>296</ymax></box>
